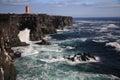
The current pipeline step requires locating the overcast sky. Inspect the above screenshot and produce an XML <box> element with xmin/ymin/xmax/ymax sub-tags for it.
<box><xmin>0</xmin><ymin>0</ymin><xmax>120</xmax><ymax>17</ymax></box>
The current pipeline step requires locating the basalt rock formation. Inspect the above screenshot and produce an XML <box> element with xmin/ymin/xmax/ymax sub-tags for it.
<box><xmin>0</xmin><ymin>29</ymin><xmax>16</xmax><ymax>80</ymax></box>
<box><xmin>0</xmin><ymin>13</ymin><xmax>73</xmax><ymax>80</ymax></box>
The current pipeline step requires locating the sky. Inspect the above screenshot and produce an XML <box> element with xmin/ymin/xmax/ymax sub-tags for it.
<box><xmin>0</xmin><ymin>0</ymin><xmax>120</xmax><ymax>17</ymax></box>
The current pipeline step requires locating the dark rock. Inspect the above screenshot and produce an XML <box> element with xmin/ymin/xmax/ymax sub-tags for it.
<box><xmin>0</xmin><ymin>32</ymin><xmax>16</xmax><ymax>80</ymax></box>
<box><xmin>84</xmin><ymin>52</ymin><xmax>96</xmax><ymax>60</ymax></box>
<box><xmin>64</xmin><ymin>52</ymin><xmax>96</xmax><ymax>62</ymax></box>
<box><xmin>13</xmin><ymin>51</ymin><xmax>21</xmax><ymax>59</ymax></box>
<box><xmin>81</xmin><ymin>55</ymin><xmax>87</xmax><ymax>61</ymax></box>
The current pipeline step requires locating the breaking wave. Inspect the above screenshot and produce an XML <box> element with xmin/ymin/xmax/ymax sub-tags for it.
<box><xmin>99</xmin><ymin>24</ymin><xmax>119</xmax><ymax>32</ymax></box>
<box><xmin>106</xmin><ymin>42</ymin><xmax>120</xmax><ymax>52</ymax></box>
<box><xmin>18</xmin><ymin>28</ymin><xmax>30</xmax><ymax>44</ymax></box>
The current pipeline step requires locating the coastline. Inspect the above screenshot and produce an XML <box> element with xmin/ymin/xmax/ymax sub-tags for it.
<box><xmin>0</xmin><ymin>13</ymin><xmax>73</xmax><ymax>80</ymax></box>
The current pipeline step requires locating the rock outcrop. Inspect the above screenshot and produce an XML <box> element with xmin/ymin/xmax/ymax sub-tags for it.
<box><xmin>0</xmin><ymin>14</ymin><xmax>73</xmax><ymax>44</ymax></box>
<box><xmin>0</xmin><ymin>29</ymin><xmax>16</xmax><ymax>80</ymax></box>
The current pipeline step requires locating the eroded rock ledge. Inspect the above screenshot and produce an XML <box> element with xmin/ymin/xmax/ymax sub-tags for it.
<box><xmin>0</xmin><ymin>14</ymin><xmax>73</xmax><ymax>80</ymax></box>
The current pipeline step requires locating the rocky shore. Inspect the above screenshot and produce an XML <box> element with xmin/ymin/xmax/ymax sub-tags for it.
<box><xmin>0</xmin><ymin>14</ymin><xmax>73</xmax><ymax>80</ymax></box>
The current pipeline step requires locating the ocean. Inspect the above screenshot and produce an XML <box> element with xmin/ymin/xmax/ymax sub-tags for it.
<box><xmin>13</xmin><ymin>17</ymin><xmax>120</xmax><ymax>80</ymax></box>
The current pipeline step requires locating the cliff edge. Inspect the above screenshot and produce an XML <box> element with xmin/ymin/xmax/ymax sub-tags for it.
<box><xmin>0</xmin><ymin>14</ymin><xmax>73</xmax><ymax>44</ymax></box>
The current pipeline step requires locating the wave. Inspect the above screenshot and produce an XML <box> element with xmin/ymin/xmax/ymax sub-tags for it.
<box><xmin>40</xmin><ymin>57</ymin><xmax>65</xmax><ymax>63</ymax></box>
<box><xmin>54</xmin><ymin>38</ymin><xmax>88</xmax><ymax>44</ymax></box>
<box><xmin>107</xmin><ymin>24</ymin><xmax>119</xmax><ymax>28</ymax></box>
<box><xmin>39</xmin><ymin>56</ymin><xmax>100</xmax><ymax>64</ymax></box>
<box><xmin>57</xmin><ymin>29</ymin><xmax>70</xmax><ymax>32</ymax></box>
<box><xmin>65</xmin><ymin>46</ymin><xmax>75</xmax><ymax>50</ymax></box>
<box><xmin>99</xmin><ymin>27</ymin><xmax>108</xmax><ymax>32</ymax></box>
<box><xmin>12</xmin><ymin>43</ymin><xmax>40</xmax><ymax>57</ymax></box>
<box><xmin>106</xmin><ymin>42</ymin><xmax>120</xmax><ymax>51</ymax></box>
<box><xmin>76</xmin><ymin>20</ymin><xmax>119</xmax><ymax>24</ymax></box>
<box><xmin>16</xmin><ymin>71</ymin><xmax>119</xmax><ymax>80</ymax></box>
<box><xmin>92</xmin><ymin>39</ymin><xmax>108</xmax><ymax>43</ymax></box>
<box><xmin>18</xmin><ymin>28</ymin><xmax>31</xmax><ymax>44</ymax></box>
<box><xmin>99</xmin><ymin>24</ymin><xmax>119</xmax><ymax>32</ymax></box>
<box><xmin>43</xmin><ymin>35</ymin><xmax>52</xmax><ymax>40</ymax></box>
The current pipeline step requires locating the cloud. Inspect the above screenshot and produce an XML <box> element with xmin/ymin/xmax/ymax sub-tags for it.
<box><xmin>43</xmin><ymin>0</ymin><xmax>120</xmax><ymax>8</ymax></box>
<box><xmin>84</xmin><ymin>2</ymin><xmax>120</xmax><ymax>8</ymax></box>
<box><xmin>46</xmin><ymin>0</ymin><xmax>81</xmax><ymax>6</ymax></box>
<box><xmin>0</xmin><ymin>0</ymin><xmax>32</xmax><ymax>5</ymax></box>
<box><xmin>1</xmin><ymin>0</ymin><xmax>120</xmax><ymax>7</ymax></box>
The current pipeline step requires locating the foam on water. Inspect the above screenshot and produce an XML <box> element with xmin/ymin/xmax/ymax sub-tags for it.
<box><xmin>65</xmin><ymin>46</ymin><xmax>75</xmax><ymax>49</ymax></box>
<box><xmin>107</xmin><ymin>24</ymin><xmax>119</xmax><ymax>28</ymax></box>
<box><xmin>99</xmin><ymin>24</ymin><xmax>119</xmax><ymax>32</ymax></box>
<box><xmin>106</xmin><ymin>42</ymin><xmax>120</xmax><ymax>52</ymax></box>
<box><xmin>43</xmin><ymin>35</ymin><xmax>52</xmax><ymax>40</ymax></box>
<box><xmin>18</xmin><ymin>28</ymin><xmax>30</xmax><ymax>44</ymax></box>
<box><xmin>57</xmin><ymin>28</ymin><xmax>70</xmax><ymax>32</ymax></box>
<box><xmin>15</xmin><ymin>56</ymin><xmax>119</xmax><ymax>80</ymax></box>
<box><xmin>99</xmin><ymin>27</ymin><xmax>108</xmax><ymax>32</ymax></box>
<box><xmin>53</xmin><ymin>38</ymin><xmax>87</xmax><ymax>44</ymax></box>
<box><xmin>40</xmin><ymin>57</ymin><xmax>65</xmax><ymax>63</ymax></box>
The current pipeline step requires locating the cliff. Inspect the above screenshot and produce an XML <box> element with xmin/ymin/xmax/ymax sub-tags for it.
<box><xmin>0</xmin><ymin>14</ymin><xmax>73</xmax><ymax>43</ymax></box>
<box><xmin>0</xmin><ymin>14</ymin><xmax>73</xmax><ymax>80</ymax></box>
<box><xmin>0</xmin><ymin>29</ymin><xmax>16</xmax><ymax>80</ymax></box>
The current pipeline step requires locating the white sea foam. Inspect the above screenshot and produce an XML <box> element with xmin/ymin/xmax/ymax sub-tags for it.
<box><xmin>12</xmin><ymin>40</ymin><xmax>63</xmax><ymax>57</ymax></box>
<box><xmin>99</xmin><ymin>24</ymin><xmax>119</xmax><ymax>32</ymax></box>
<box><xmin>65</xmin><ymin>46</ymin><xmax>75</xmax><ymax>49</ymax></box>
<box><xmin>37</xmin><ymin>44</ymin><xmax>63</xmax><ymax>53</ymax></box>
<box><xmin>18</xmin><ymin>28</ymin><xmax>30</xmax><ymax>44</ymax></box>
<box><xmin>99</xmin><ymin>27</ymin><xmax>108</xmax><ymax>32</ymax></box>
<box><xmin>79</xmin><ymin>38</ymin><xmax>87</xmax><ymax>42</ymax></box>
<box><xmin>92</xmin><ymin>38</ymin><xmax>108</xmax><ymax>42</ymax></box>
<box><xmin>43</xmin><ymin>35</ymin><xmax>52</xmax><ymax>40</ymax></box>
<box><xmin>40</xmin><ymin>57</ymin><xmax>65</xmax><ymax>63</ymax></box>
<box><xmin>12</xmin><ymin>43</ymin><xmax>39</xmax><ymax>57</ymax></box>
<box><xmin>16</xmin><ymin>71</ymin><xmax>119</xmax><ymax>80</ymax></box>
<box><xmin>106</xmin><ymin>42</ymin><xmax>120</xmax><ymax>51</ymax></box>
<box><xmin>57</xmin><ymin>29</ymin><xmax>70</xmax><ymax>33</ymax></box>
<box><xmin>107</xmin><ymin>24</ymin><xmax>119</xmax><ymax>28</ymax></box>
<box><xmin>76</xmin><ymin>20</ymin><xmax>119</xmax><ymax>24</ymax></box>
<box><xmin>54</xmin><ymin>38</ymin><xmax>87</xmax><ymax>44</ymax></box>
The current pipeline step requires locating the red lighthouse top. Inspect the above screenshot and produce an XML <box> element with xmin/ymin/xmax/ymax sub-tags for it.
<box><xmin>25</xmin><ymin>5</ymin><xmax>30</xmax><ymax>14</ymax></box>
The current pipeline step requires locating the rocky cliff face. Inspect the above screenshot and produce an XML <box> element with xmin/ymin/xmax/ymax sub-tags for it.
<box><xmin>0</xmin><ymin>29</ymin><xmax>16</xmax><ymax>80</ymax></box>
<box><xmin>0</xmin><ymin>14</ymin><xmax>73</xmax><ymax>42</ymax></box>
<box><xmin>0</xmin><ymin>14</ymin><xmax>73</xmax><ymax>80</ymax></box>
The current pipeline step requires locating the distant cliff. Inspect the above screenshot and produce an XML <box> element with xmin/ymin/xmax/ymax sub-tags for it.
<box><xmin>0</xmin><ymin>14</ymin><xmax>73</xmax><ymax>80</ymax></box>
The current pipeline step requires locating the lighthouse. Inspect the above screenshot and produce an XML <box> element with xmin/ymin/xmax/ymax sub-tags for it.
<box><xmin>25</xmin><ymin>5</ymin><xmax>30</xmax><ymax>14</ymax></box>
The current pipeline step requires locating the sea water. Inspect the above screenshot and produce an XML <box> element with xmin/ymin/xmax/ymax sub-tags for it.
<box><xmin>14</xmin><ymin>17</ymin><xmax>120</xmax><ymax>80</ymax></box>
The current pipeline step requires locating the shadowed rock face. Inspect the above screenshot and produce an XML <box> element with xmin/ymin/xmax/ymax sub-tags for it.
<box><xmin>0</xmin><ymin>29</ymin><xmax>16</xmax><ymax>80</ymax></box>
<box><xmin>0</xmin><ymin>14</ymin><xmax>73</xmax><ymax>80</ymax></box>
